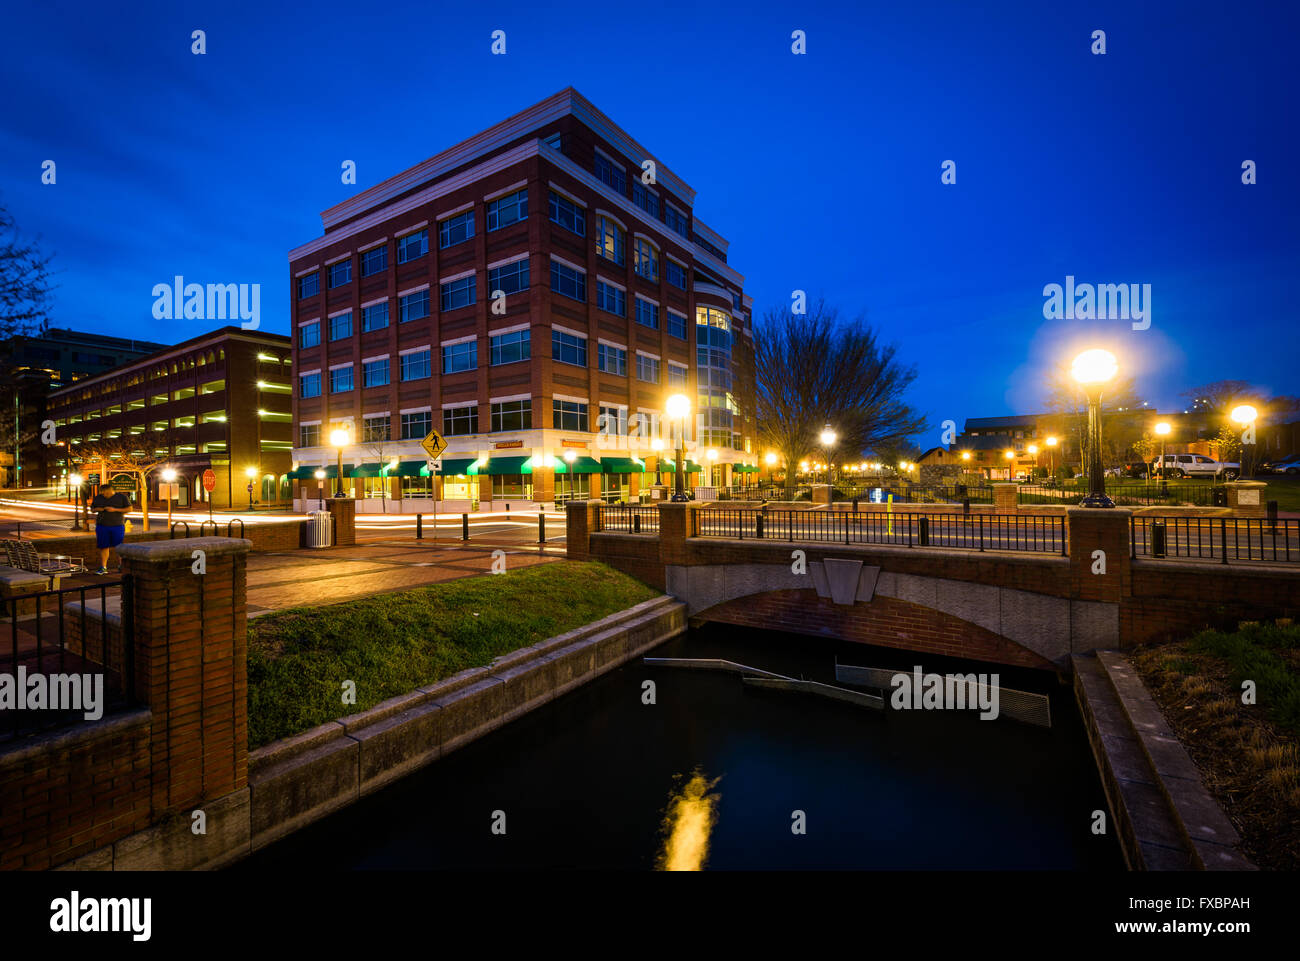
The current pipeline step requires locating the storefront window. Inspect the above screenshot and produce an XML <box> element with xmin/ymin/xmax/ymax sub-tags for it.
<box><xmin>401</xmin><ymin>476</ymin><xmax>433</xmax><ymax>498</ymax></box>
<box><xmin>492</xmin><ymin>474</ymin><xmax>531</xmax><ymax>499</ymax></box>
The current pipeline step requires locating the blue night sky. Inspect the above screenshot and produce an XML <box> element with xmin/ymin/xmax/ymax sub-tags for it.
<box><xmin>2</xmin><ymin>0</ymin><xmax>1296</xmax><ymax>450</ymax></box>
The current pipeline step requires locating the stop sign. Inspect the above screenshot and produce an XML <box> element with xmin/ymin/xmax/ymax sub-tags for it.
<box><xmin>202</xmin><ymin>469</ymin><xmax>216</xmax><ymax>492</ymax></box>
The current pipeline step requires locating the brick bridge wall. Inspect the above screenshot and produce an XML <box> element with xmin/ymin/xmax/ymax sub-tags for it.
<box><xmin>568</xmin><ymin>501</ymin><xmax>1300</xmax><ymax>670</ymax></box>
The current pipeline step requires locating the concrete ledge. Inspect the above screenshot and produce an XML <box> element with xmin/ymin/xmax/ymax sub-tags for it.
<box><xmin>117</xmin><ymin>536</ymin><xmax>252</xmax><ymax>561</ymax></box>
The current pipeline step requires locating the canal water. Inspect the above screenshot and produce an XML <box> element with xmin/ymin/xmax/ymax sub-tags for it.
<box><xmin>238</xmin><ymin>624</ymin><xmax>1123</xmax><ymax>870</ymax></box>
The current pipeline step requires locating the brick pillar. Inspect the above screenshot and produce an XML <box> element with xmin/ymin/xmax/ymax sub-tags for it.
<box><xmin>658</xmin><ymin>502</ymin><xmax>698</xmax><ymax>567</ymax></box>
<box><xmin>565</xmin><ymin>499</ymin><xmax>601</xmax><ymax>561</ymax></box>
<box><xmin>324</xmin><ymin>497</ymin><xmax>356</xmax><ymax>546</ymax></box>
<box><xmin>478</xmin><ymin>474</ymin><xmax>492</xmax><ymax>507</ymax></box>
<box><xmin>117</xmin><ymin>537</ymin><xmax>250</xmax><ymax>814</ymax></box>
<box><xmin>993</xmin><ymin>483</ymin><xmax>1019</xmax><ymax>511</ymax></box>
<box><xmin>532</xmin><ymin>466</ymin><xmax>554</xmax><ymax>505</ymax></box>
<box><xmin>812</xmin><ymin>484</ymin><xmax>832</xmax><ymax>505</ymax></box>
<box><xmin>1225</xmin><ymin>480</ymin><xmax>1266</xmax><ymax>518</ymax></box>
<box><xmin>628</xmin><ymin>471</ymin><xmax>641</xmax><ymax>501</ymax></box>
<box><xmin>1067</xmin><ymin>507</ymin><xmax>1132</xmax><ymax>604</ymax></box>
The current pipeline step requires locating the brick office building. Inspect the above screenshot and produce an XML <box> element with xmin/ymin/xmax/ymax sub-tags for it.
<box><xmin>44</xmin><ymin>327</ymin><xmax>293</xmax><ymax>509</ymax></box>
<box><xmin>287</xmin><ymin>87</ymin><xmax>757</xmax><ymax>511</ymax></box>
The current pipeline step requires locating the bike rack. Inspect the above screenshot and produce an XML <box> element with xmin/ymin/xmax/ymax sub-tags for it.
<box><xmin>226</xmin><ymin>519</ymin><xmax>245</xmax><ymax>539</ymax></box>
<box><xmin>199</xmin><ymin>520</ymin><xmax>216</xmax><ymax>537</ymax></box>
<box><xmin>169</xmin><ymin>521</ymin><xmax>191</xmax><ymax>540</ymax></box>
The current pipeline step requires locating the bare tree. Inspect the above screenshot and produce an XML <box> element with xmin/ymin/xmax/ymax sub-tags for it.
<box><xmin>737</xmin><ymin>299</ymin><xmax>924</xmax><ymax>494</ymax></box>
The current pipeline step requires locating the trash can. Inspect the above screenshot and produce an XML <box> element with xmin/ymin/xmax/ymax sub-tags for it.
<box><xmin>1150</xmin><ymin>519</ymin><xmax>1167</xmax><ymax>558</ymax></box>
<box><xmin>306</xmin><ymin>510</ymin><xmax>333</xmax><ymax>548</ymax></box>
<box><xmin>1211</xmin><ymin>486</ymin><xmax>1228</xmax><ymax>507</ymax></box>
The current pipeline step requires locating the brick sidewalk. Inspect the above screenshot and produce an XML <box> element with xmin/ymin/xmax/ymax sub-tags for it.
<box><xmin>245</xmin><ymin>541</ymin><xmax>563</xmax><ymax>616</ymax></box>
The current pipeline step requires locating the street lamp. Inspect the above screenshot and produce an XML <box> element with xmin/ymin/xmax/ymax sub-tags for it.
<box><xmin>819</xmin><ymin>425</ymin><xmax>837</xmax><ymax>486</ymax></box>
<box><xmin>1230</xmin><ymin>405</ymin><xmax>1258</xmax><ymax>478</ymax></box>
<box><xmin>666</xmin><ymin>393</ymin><xmax>691</xmax><ymax>502</ymax></box>
<box><xmin>244</xmin><ymin>466</ymin><xmax>257</xmax><ymax>511</ymax></box>
<box><xmin>1153</xmin><ymin>422</ymin><xmax>1171</xmax><ymax>483</ymax></box>
<box><xmin>329</xmin><ymin>427</ymin><xmax>350</xmax><ymax>497</ymax></box>
<box><xmin>1046</xmin><ymin>435</ymin><xmax>1058</xmax><ymax>480</ymax></box>
<box><xmin>161</xmin><ymin>467</ymin><xmax>177</xmax><ymax>528</ymax></box>
<box><xmin>313</xmin><ymin>469</ymin><xmax>326</xmax><ymax>510</ymax></box>
<box><xmin>1071</xmin><ymin>348</ymin><xmax>1119</xmax><ymax>507</ymax></box>
<box><xmin>70</xmin><ymin>472</ymin><xmax>84</xmax><ymax>531</ymax></box>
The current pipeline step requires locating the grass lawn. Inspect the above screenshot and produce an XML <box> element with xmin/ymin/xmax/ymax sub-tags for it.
<box><xmin>1130</xmin><ymin>620</ymin><xmax>1300</xmax><ymax>870</ymax></box>
<box><xmin>247</xmin><ymin>561</ymin><xmax>659</xmax><ymax>749</ymax></box>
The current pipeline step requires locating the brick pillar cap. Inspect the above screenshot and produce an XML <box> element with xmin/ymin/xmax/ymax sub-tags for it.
<box><xmin>1065</xmin><ymin>507</ymin><xmax>1134</xmax><ymax>518</ymax></box>
<box><xmin>117</xmin><ymin>537</ymin><xmax>252</xmax><ymax>561</ymax></box>
<box><xmin>992</xmin><ymin>482</ymin><xmax>1019</xmax><ymax>487</ymax></box>
<box><xmin>1226</xmin><ymin>480</ymin><xmax>1266</xmax><ymax>488</ymax></box>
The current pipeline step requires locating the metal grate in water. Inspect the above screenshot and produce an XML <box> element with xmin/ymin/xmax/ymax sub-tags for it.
<box><xmin>835</xmin><ymin>661</ymin><xmax>1052</xmax><ymax>728</ymax></box>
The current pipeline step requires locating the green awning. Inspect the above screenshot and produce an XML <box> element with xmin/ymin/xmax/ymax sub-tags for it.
<box><xmin>393</xmin><ymin>461</ymin><xmax>426</xmax><ymax>477</ymax></box>
<box><xmin>481</xmin><ymin>455</ymin><xmax>530</xmax><ymax>476</ymax></box>
<box><xmin>733</xmin><ymin>464</ymin><xmax>758</xmax><ymax>473</ymax></box>
<box><xmin>306</xmin><ymin>464</ymin><xmax>354</xmax><ymax>479</ymax></box>
<box><xmin>543</xmin><ymin>455</ymin><xmax>601</xmax><ymax>474</ymax></box>
<box><xmin>352</xmin><ymin>462</ymin><xmax>383</xmax><ymax>478</ymax></box>
<box><xmin>600</xmin><ymin>457</ymin><xmax>646</xmax><ymax>474</ymax></box>
<box><xmin>288</xmin><ymin>466</ymin><xmax>318</xmax><ymax>479</ymax></box>
<box><xmin>438</xmin><ymin>457</ymin><xmax>477</xmax><ymax>475</ymax></box>
<box><xmin>682</xmin><ymin>460</ymin><xmax>704</xmax><ymax>473</ymax></box>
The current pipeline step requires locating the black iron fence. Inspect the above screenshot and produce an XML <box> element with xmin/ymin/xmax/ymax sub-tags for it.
<box><xmin>601</xmin><ymin>505</ymin><xmax>660</xmax><ymax>534</ymax></box>
<box><xmin>1019</xmin><ymin>482</ymin><xmax>1219</xmax><ymax>507</ymax></box>
<box><xmin>2</xmin><ymin>577</ymin><xmax>136</xmax><ymax>743</ymax></box>
<box><xmin>690</xmin><ymin>508</ymin><xmax>1066</xmax><ymax>554</ymax></box>
<box><xmin>1131</xmin><ymin>516</ymin><xmax>1299</xmax><ymax>564</ymax></box>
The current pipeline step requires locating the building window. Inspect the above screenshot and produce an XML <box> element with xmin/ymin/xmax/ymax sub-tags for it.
<box><xmin>664</xmin><ymin>204</ymin><xmax>689</xmax><ymax>238</ymax></box>
<box><xmin>399</xmin><ymin>289</ymin><xmax>430</xmax><ymax>323</ymax></box>
<box><xmin>598</xmin><ymin>405</ymin><xmax>626</xmax><ymax>436</ymax></box>
<box><xmin>548</xmin><ymin>191</ymin><xmax>585</xmax><ymax>235</ymax></box>
<box><xmin>397</xmin><ymin>229</ymin><xmax>428</xmax><ymax>264</ymax></box>
<box><xmin>487</xmin><ymin>189</ymin><xmax>528</xmax><ymax>231</ymax></box>
<box><xmin>442</xmin><ymin>341</ymin><xmax>477</xmax><ymax>374</ymax></box>
<box><xmin>299</xmin><ymin>373</ymin><xmax>321</xmax><ymax>398</ymax></box>
<box><xmin>363</xmin><ymin>358</ymin><xmax>390</xmax><ymax>388</ymax></box>
<box><xmin>636</xmin><ymin>354</ymin><xmax>660</xmax><ymax>384</ymax></box>
<box><xmin>488</xmin><ymin>259</ymin><xmax>529</xmax><ymax>297</ymax></box>
<box><xmin>665</xmin><ymin>259</ymin><xmax>687</xmax><ymax>290</ymax></box>
<box><xmin>595</xmin><ymin>216</ymin><xmax>624</xmax><ymax>265</ymax></box>
<box><xmin>329</xmin><ymin>312</ymin><xmax>353</xmax><ymax>341</ymax></box>
<box><xmin>362</xmin><ymin>302</ymin><xmax>389</xmax><ymax>332</ymax></box>
<box><xmin>636</xmin><ymin>298</ymin><xmax>659</xmax><ymax>330</ymax></box>
<box><xmin>552</xmin><ymin>399</ymin><xmax>588</xmax><ymax>432</ymax></box>
<box><xmin>300</xmin><ymin>321</ymin><xmax>321</xmax><ymax>348</ymax></box>
<box><xmin>550</xmin><ymin>260</ymin><xmax>586</xmax><ymax>302</ymax></box>
<box><xmin>489</xmin><ymin>329</ymin><xmax>531</xmax><ymax>366</ymax></box>
<box><xmin>330</xmin><ymin>366</ymin><xmax>354</xmax><ymax>393</ymax></box>
<box><xmin>299</xmin><ymin>424</ymin><xmax>320</xmax><ymax>448</ymax></box>
<box><xmin>597</xmin><ymin>343</ymin><xmax>626</xmax><ymax>376</ymax></box>
<box><xmin>594</xmin><ymin>152</ymin><xmax>625</xmax><ymax>193</ymax></box>
<box><xmin>361</xmin><ymin>245</ymin><xmax>388</xmax><ymax>277</ymax></box>
<box><xmin>490</xmin><ymin>399</ymin><xmax>531</xmax><ymax>432</ymax></box>
<box><xmin>596</xmin><ymin>282</ymin><xmax>625</xmax><ymax>317</ymax></box>
<box><xmin>632</xmin><ymin>182</ymin><xmax>658</xmax><ymax>218</ymax></box>
<box><xmin>400</xmin><ymin>349</ymin><xmax>431</xmax><ymax>381</ymax></box>
<box><xmin>634</xmin><ymin>238</ymin><xmax>658</xmax><ymax>282</ymax></box>
<box><xmin>552</xmin><ymin>330</ymin><xmax>587</xmax><ymax>367</ymax></box>
<box><xmin>667</xmin><ymin>362</ymin><xmax>688</xmax><ymax>388</ymax></box>
<box><xmin>440</xmin><ymin>275</ymin><xmax>476</xmax><ymax>311</ymax></box>
<box><xmin>443</xmin><ymin>404</ymin><xmax>478</xmax><ymax>436</ymax></box>
<box><xmin>328</xmin><ymin>261</ymin><xmax>352</xmax><ymax>288</ymax></box>
<box><xmin>667</xmin><ymin>310</ymin><xmax>687</xmax><ymax>340</ymax></box>
<box><xmin>363</xmin><ymin>415</ymin><xmax>391</xmax><ymax>442</ymax></box>
<box><xmin>400</xmin><ymin>411</ymin><xmax>433</xmax><ymax>440</ymax></box>
<box><xmin>297</xmin><ymin>272</ymin><xmax>319</xmax><ymax>299</ymax></box>
<box><xmin>439</xmin><ymin>211</ymin><xmax>475</xmax><ymax>248</ymax></box>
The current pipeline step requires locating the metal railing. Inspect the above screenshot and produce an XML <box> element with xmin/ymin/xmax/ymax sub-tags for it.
<box><xmin>691</xmin><ymin>508</ymin><xmax>1066</xmax><ymax>554</ymax></box>
<box><xmin>1019</xmin><ymin>482</ymin><xmax>1218</xmax><ymax>507</ymax></box>
<box><xmin>2</xmin><ymin>577</ymin><xmax>136</xmax><ymax>743</ymax></box>
<box><xmin>601</xmin><ymin>505</ymin><xmax>660</xmax><ymax>534</ymax></box>
<box><xmin>1131</xmin><ymin>516</ymin><xmax>1299</xmax><ymax>564</ymax></box>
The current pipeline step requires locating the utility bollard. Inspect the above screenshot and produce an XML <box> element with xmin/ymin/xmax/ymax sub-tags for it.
<box><xmin>538</xmin><ymin>513</ymin><xmax>546</xmax><ymax>544</ymax></box>
<box><xmin>462</xmin><ymin>513</ymin><xmax>469</xmax><ymax>541</ymax></box>
<box><xmin>919</xmin><ymin>515</ymin><xmax>930</xmax><ymax>547</ymax></box>
<box><xmin>416</xmin><ymin>514</ymin><xmax>423</xmax><ymax>539</ymax></box>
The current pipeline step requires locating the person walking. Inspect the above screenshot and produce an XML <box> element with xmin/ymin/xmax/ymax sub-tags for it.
<box><xmin>89</xmin><ymin>481</ymin><xmax>130</xmax><ymax>574</ymax></box>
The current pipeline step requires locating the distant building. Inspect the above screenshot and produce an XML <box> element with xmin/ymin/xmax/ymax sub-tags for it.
<box><xmin>42</xmin><ymin>327</ymin><xmax>292</xmax><ymax>508</ymax></box>
<box><xmin>2</xmin><ymin>328</ymin><xmax>168</xmax><ymax>487</ymax></box>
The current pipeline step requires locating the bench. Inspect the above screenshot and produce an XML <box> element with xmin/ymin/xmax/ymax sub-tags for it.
<box><xmin>1</xmin><ymin>539</ymin><xmax>86</xmax><ymax>590</ymax></box>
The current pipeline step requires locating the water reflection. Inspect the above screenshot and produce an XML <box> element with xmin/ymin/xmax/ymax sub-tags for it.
<box><xmin>657</xmin><ymin>770</ymin><xmax>722</xmax><ymax>871</ymax></box>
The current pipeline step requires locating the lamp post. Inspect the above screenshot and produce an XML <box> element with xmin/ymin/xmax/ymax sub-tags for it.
<box><xmin>161</xmin><ymin>467</ymin><xmax>177</xmax><ymax>529</ymax></box>
<box><xmin>244</xmin><ymin>466</ymin><xmax>257</xmax><ymax>511</ymax></box>
<box><xmin>1046</xmin><ymin>435</ymin><xmax>1058</xmax><ymax>482</ymax></box>
<box><xmin>70</xmin><ymin>472</ymin><xmax>84</xmax><ymax>531</ymax></box>
<box><xmin>1153</xmin><ymin>421</ymin><xmax>1171</xmax><ymax>485</ymax></box>
<box><xmin>666</xmin><ymin>393</ymin><xmax>690</xmax><ymax>502</ymax></box>
<box><xmin>1230</xmin><ymin>405</ymin><xmax>1258</xmax><ymax>479</ymax></box>
<box><xmin>1071</xmin><ymin>348</ymin><xmax>1119</xmax><ymax>507</ymax></box>
<box><xmin>819</xmin><ymin>425</ymin><xmax>837</xmax><ymax>487</ymax></box>
<box><xmin>706</xmin><ymin>447</ymin><xmax>719</xmax><ymax>489</ymax></box>
<box><xmin>313</xmin><ymin>469</ymin><xmax>326</xmax><ymax>510</ymax></box>
<box><xmin>1003</xmin><ymin>449</ymin><xmax>1015</xmax><ymax>481</ymax></box>
<box><xmin>329</xmin><ymin>427</ymin><xmax>350</xmax><ymax>497</ymax></box>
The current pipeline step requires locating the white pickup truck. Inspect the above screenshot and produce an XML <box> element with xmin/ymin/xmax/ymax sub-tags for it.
<box><xmin>1149</xmin><ymin>454</ymin><xmax>1240</xmax><ymax>480</ymax></box>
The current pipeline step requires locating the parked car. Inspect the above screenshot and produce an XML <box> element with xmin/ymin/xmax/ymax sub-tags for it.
<box><xmin>1259</xmin><ymin>453</ymin><xmax>1300</xmax><ymax>475</ymax></box>
<box><xmin>1149</xmin><ymin>453</ymin><xmax>1240</xmax><ymax>480</ymax></box>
